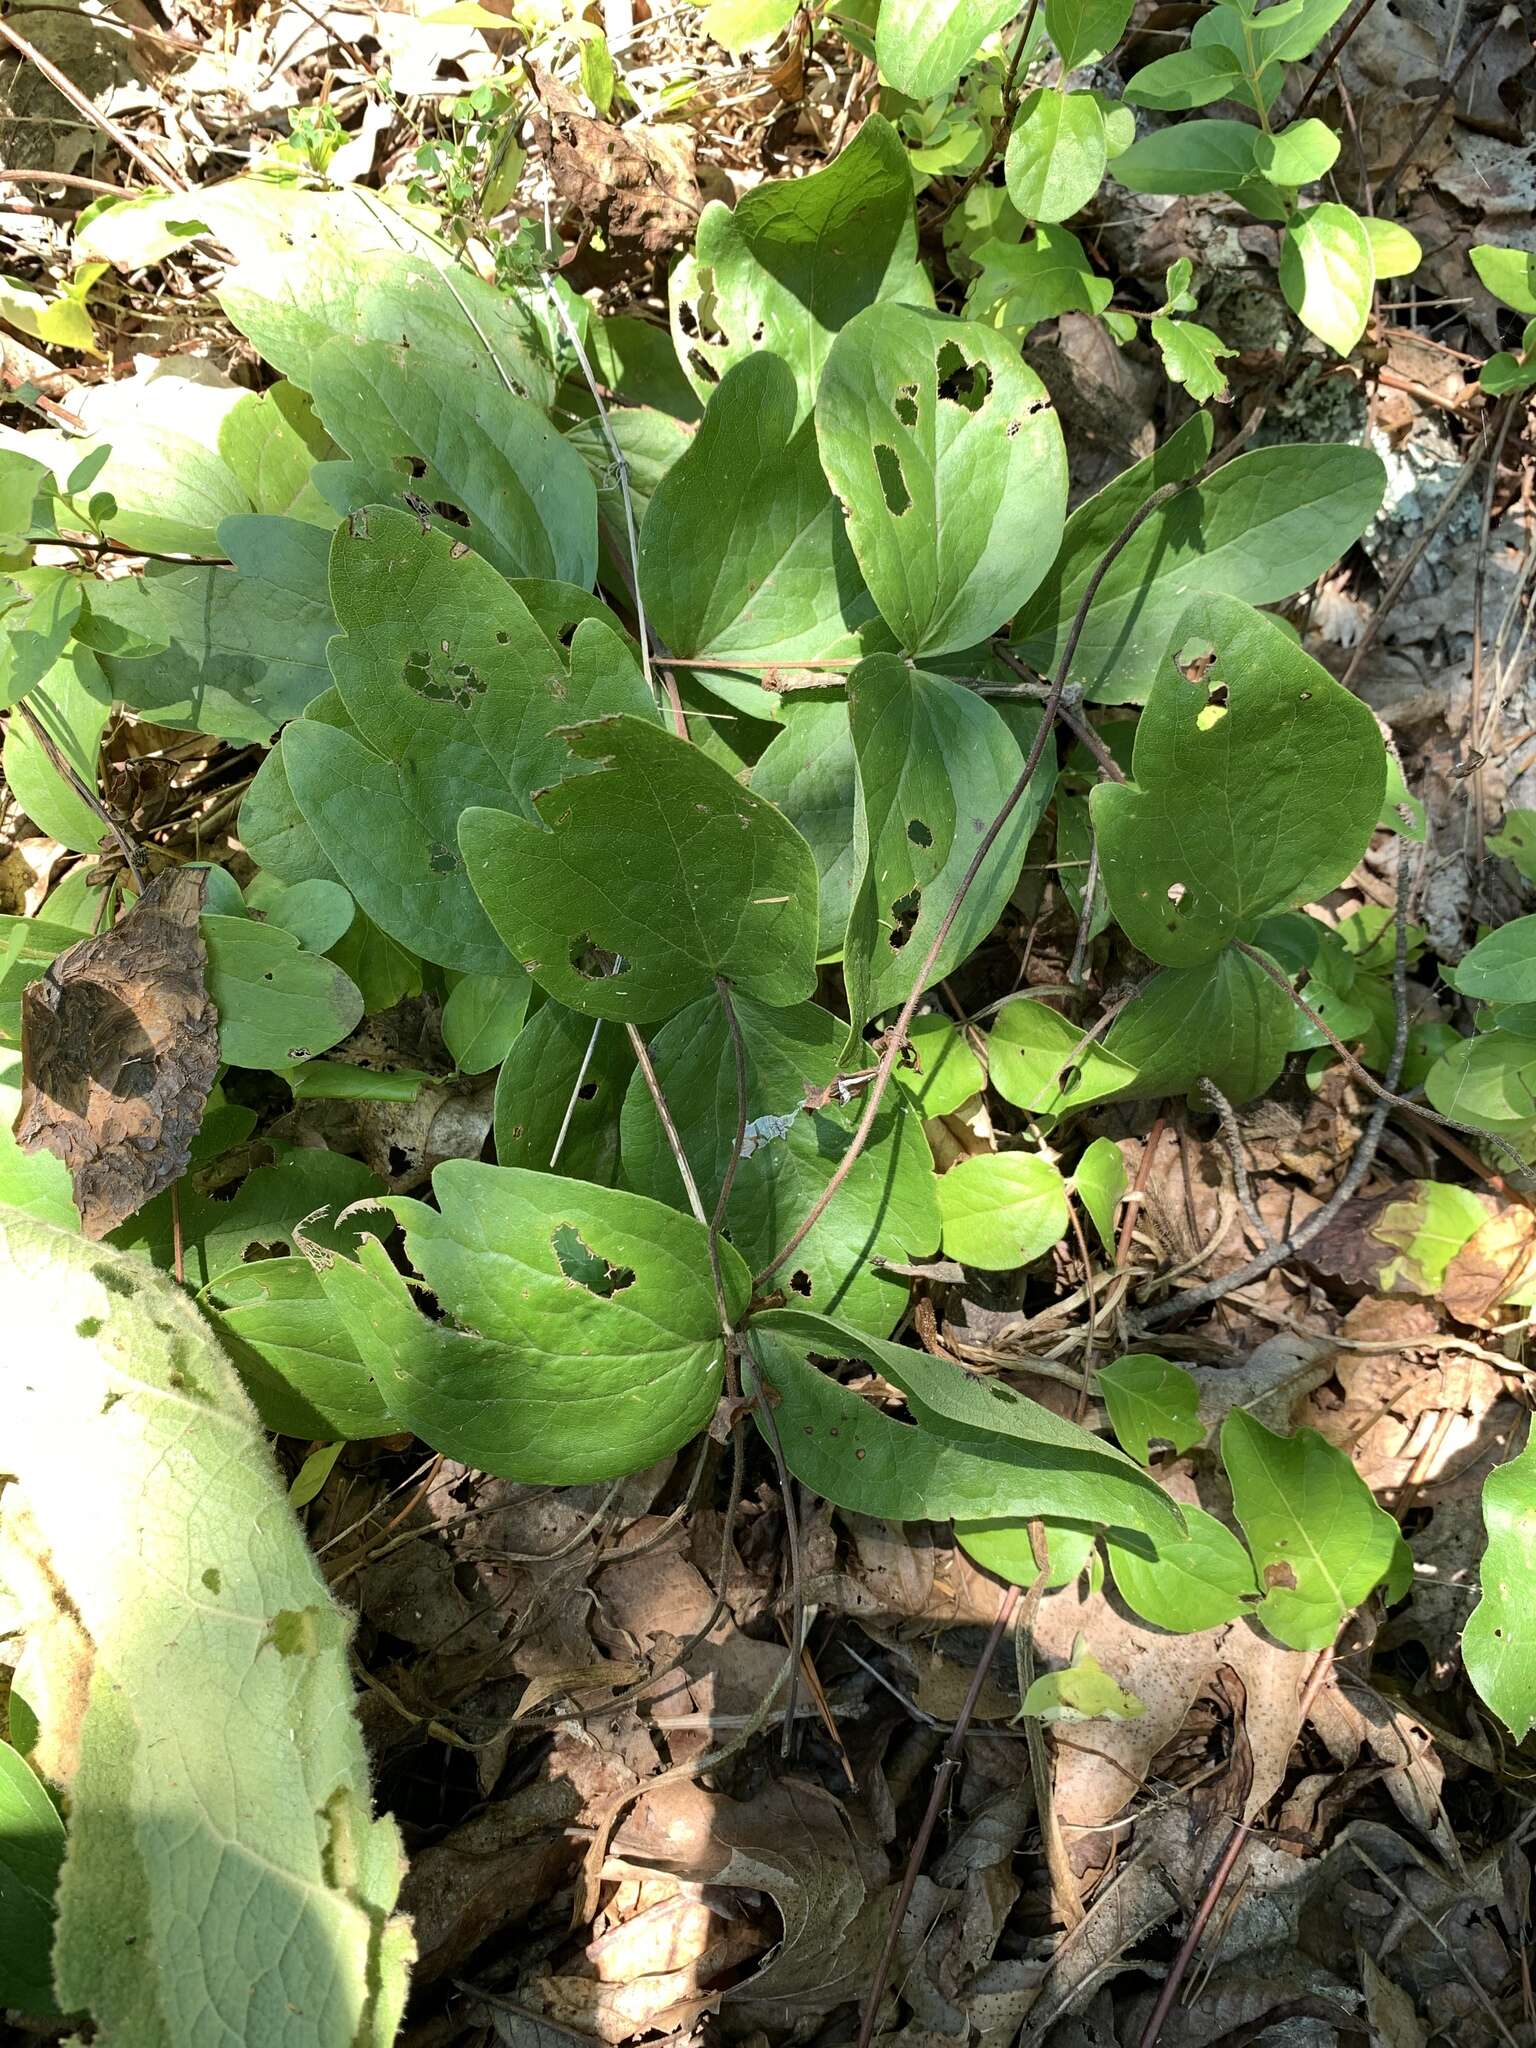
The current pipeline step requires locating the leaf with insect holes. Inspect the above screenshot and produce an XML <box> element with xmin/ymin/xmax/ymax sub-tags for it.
<box><xmin>876</xmin><ymin>0</ymin><xmax>1021</xmax><ymax>97</ymax></box>
<box><xmin>1013</xmin><ymin>432</ymin><xmax>1385</xmax><ymax>704</ymax></box>
<box><xmin>670</xmin><ymin>115</ymin><xmax>927</xmax><ymax>424</ymax></box>
<box><xmin>816</xmin><ymin>305</ymin><xmax>1066</xmax><ymax>657</ymax></box>
<box><xmin>318</xmin><ymin>1160</ymin><xmax>748</xmax><ymax>1482</ymax></box>
<box><xmin>462</xmin><ymin>714</ymin><xmax>819</xmax><ymax>1024</ymax></box>
<box><xmin>638</xmin><ymin>355</ymin><xmax>883</xmax><ymax>666</ymax></box>
<box><xmin>1071</xmin><ymin>1136</ymin><xmax>1125</xmax><ymax>1253</ymax></box>
<box><xmin>1222</xmin><ymin>1410</ymin><xmax>1399</xmax><ymax>1650</ymax></box>
<box><xmin>307</xmin><ymin>336</ymin><xmax>597</xmax><ymax>586</ymax></box>
<box><xmin>752</xmin><ymin>1307</ymin><xmax>1182</xmax><ymax>1541</ymax></box>
<box><xmin>1096</xmin><ymin>1354</ymin><xmax>1202</xmax><ymax>1464</ymax></box>
<box><xmin>843</xmin><ymin>657</ymin><xmax>1049</xmax><ymax>1034</ymax></box>
<box><xmin>1100</xmin><ymin>948</ymin><xmax>1298</xmax><ymax>1107</ymax></box>
<box><xmin>202</xmin><ymin>914</ymin><xmax>362</xmax><ymax>1071</ymax></box>
<box><xmin>619</xmin><ymin>995</ymin><xmax>939</xmax><ymax>1334</ymax></box>
<box><xmin>494</xmin><ymin>1002</ymin><xmax>635</xmax><ymax>1187</ymax></box>
<box><xmin>1104</xmin><ymin>1505</ymin><xmax>1262</xmax><ymax>1633</ymax></box>
<box><xmin>283</xmin><ymin>510</ymin><xmax>652</xmax><ymax>973</ymax></box>
<box><xmin>1463</xmin><ymin>1431</ymin><xmax>1536</xmax><ymax>1738</ymax></box>
<box><xmin>937</xmin><ymin>1152</ymin><xmax>1069</xmax><ymax>1271</ymax></box>
<box><xmin>750</xmin><ymin>700</ymin><xmax>859</xmax><ymax>957</ymax></box>
<box><xmin>1089</xmin><ymin>596</ymin><xmax>1386</xmax><ymax>967</ymax></box>
<box><xmin>1005</xmin><ymin>91</ymin><xmax>1108</xmax><ymax>224</ymax></box>
<box><xmin>1280</xmin><ymin>204</ymin><xmax>1374</xmax><ymax>357</ymax></box>
<box><xmin>987</xmin><ymin>997</ymin><xmax>1138</xmax><ymax>1118</ymax></box>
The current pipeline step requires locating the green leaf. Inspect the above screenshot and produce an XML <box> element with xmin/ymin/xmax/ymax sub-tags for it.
<box><xmin>0</xmin><ymin>1212</ymin><xmax>412</xmax><ymax>2045</ymax></box>
<box><xmin>1357</xmin><ymin>1179</ymin><xmax>1488</xmax><ymax>1294</ymax></box>
<box><xmin>1247</xmin><ymin>0</ymin><xmax>1353</xmax><ymax>63</ymax></box>
<box><xmin>1480</xmin><ymin>349</ymin><xmax>1536</xmax><ymax>397</ymax></box>
<box><xmin>639</xmin><ymin>355</ymin><xmax>880</xmax><ymax>665</ymax></box>
<box><xmin>94</xmin><ymin>515</ymin><xmax>335</xmax><ymax>742</ymax></box>
<box><xmin>1113</xmin><ymin>118</ymin><xmax>1262</xmax><ymax>193</ymax></box>
<box><xmin>0</xmin><ymin>568</ymin><xmax>82</xmax><ymax>709</ymax></box>
<box><xmin>1463</xmin><ymin>1431</ymin><xmax>1536</xmax><ymax>1739</ymax></box>
<box><xmin>587</xmin><ymin>313</ymin><xmax>702</xmax><ymax>422</ymax></box>
<box><xmin>1222</xmin><ymin>1409</ymin><xmax>1399</xmax><ymax>1649</ymax></box>
<box><xmin>0</xmin><ymin>268</ymin><xmax>103</xmax><ymax>356</ymax></box>
<box><xmin>897</xmin><ymin>1013</ymin><xmax>987</xmax><ymax>1117</ymax></box>
<box><xmin>1013</xmin><ymin>432</ymin><xmax>1384</xmax><ymax>703</ymax></box>
<box><xmin>1253</xmin><ymin>117</ymin><xmax>1340</xmax><ymax>186</ymax></box>
<box><xmin>1096</xmin><ymin>1354</ymin><xmax>1201</xmax><ymax>1463</ymax></box>
<box><xmin>285</xmin><ymin>509</ymin><xmax>652</xmax><ymax>972</ymax></box>
<box><xmin>327</xmin><ymin>908</ymin><xmax>422</xmax><ymax>1016</ymax></box>
<box><xmin>956</xmin><ymin>1517</ymin><xmax>1098</xmax><ymax>1590</ymax></box>
<box><xmin>1424</xmin><ymin>1030</ymin><xmax>1536</xmax><ymax>1133</ymax></box>
<box><xmin>308</xmin><ymin>336</ymin><xmax>597</xmax><ymax>586</ymax></box>
<box><xmin>1099</xmin><ymin>947</ymin><xmax>1296</xmax><ymax>1106</ymax></box>
<box><xmin>1124</xmin><ymin>47</ymin><xmax>1251</xmax><ymax>111</ymax></box>
<box><xmin>442</xmin><ymin>968</ymin><xmax>532</xmax><ymax>1073</ymax></box>
<box><xmin>320</xmin><ymin>1160</ymin><xmax>747</xmax><ymax>1481</ymax></box>
<box><xmin>1071</xmin><ymin>1135</ymin><xmax>1126</xmax><ymax>1252</ymax></box>
<box><xmin>816</xmin><ymin>305</ymin><xmax>1066</xmax><ymax>657</ymax></box>
<box><xmin>202</xmin><ymin>914</ymin><xmax>363</xmax><ymax>1070</ymax></box>
<box><xmin>1046</xmin><ymin>0</ymin><xmax>1134</xmax><ymax>69</ymax></box>
<box><xmin>1471</xmin><ymin>243</ymin><xmax>1536</xmax><ymax>318</ymax></box>
<box><xmin>1280</xmin><ymin>203</ymin><xmax>1374</xmax><ymax>356</ymax></box>
<box><xmin>1361</xmin><ymin>215</ymin><xmax>1421</xmax><ymax>280</ymax></box>
<box><xmin>0</xmin><ymin>644</ymin><xmax>111</xmax><ymax>852</ymax></box>
<box><xmin>1487</xmin><ymin>810</ymin><xmax>1536</xmax><ymax>882</ymax></box>
<box><xmin>876</xmin><ymin>0</ymin><xmax>1019</xmax><ymax>99</ymax></box>
<box><xmin>1090</xmin><ymin>595</ymin><xmax>1387</xmax><ymax>965</ymax></box>
<box><xmin>244</xmin><ymin>874</ymin><xmax>355</xmax><ymax>955</ymax></box>
<box><xmin>842</xmin><ymin>658</ymin><xmax>1050</xmax><ymax>1029</ymax></box>
<box><xmin>216</xmin><ymin>380</ymin><xmax>335</xmax><ymax>522</ymax></box>
<box><xmin>619</xmin><ymin>995</ymin><xmax>939</xmax><ymax>1334</ymax></box>
<box><xmin>1021</xmin><ymin>1646</ymin><xmax>1145</xmax><ymax>1721</ymax></box>
<box><xmin>0</xmin><ymin>1738</ymin><xmax>64</xmax><ymax>2015</ymax></box>
<box><xmin>937</xmin><ymin>1151</ymin><xmax>1069</xmax><ymax>1269</ymax></box>
<box><xmin>987</xmin><ymin>996</ymin><xmax>1138</xmax><ymax>1117</ymax></box>
<box><xmin>750</xmin><ymin>699</ymin><xmax>858</xmax><ymax>955</ymax></box>
<box><xmin>701</xmin><ymin>0</ymin><xmax>799</xmax><ymax>50</ymax></box>
<box><xmin>462</xmin><ymin>712</ymin><xmax>819</xmax><ymax>1023</ymax></box>
<box><xmin>1447</xmin><ymin>917</ymin><xmax>1536</xmax><ymax>1004</ymax></box>
<box><xmin>966</xmin><ymin>227</ymin><xmax>1112</xmax><ymax>340</ymax></box>
<box><xmin>494</xmin><ymin>1003</ymin><xmax>635</xmax><ymax>1185</ymax></box>
<box><xmin>1150</xmin><ymin>315</ymin><xmax>1236</xmax><ymax>402</ymax></box>
<box><xmin>754</xmin><ymin>1307</ymin><xmax>1183</xmax><ymax>1539</ymax></box>
<box><xmin>1005</xmin><ymin>90</ymin><xmax>1109</xmax><ymax>223</ymax></box>
<box><xmin>670</xmin><ymin>115</ymin><xmax>926</xmax><ymax>424</ymax></box>
<box><xmin>1104</xmin><ymin>1504</ymin><xmax>1262</xmax><ymax>1633</ymax></box>
<box><xmin>285</xmin><ymin>1061</ymin><xmax>429</xmax><ymax>1101</ymax></box>
<box><xmin>201</xmin><ymin>1259</ymin><xmax>395</xmax><ymax>1441</ymax></box>
<box><xmin>0</xmin><ymin>447</ymin><xmax>50</xmax><ymax>550</ymax></box>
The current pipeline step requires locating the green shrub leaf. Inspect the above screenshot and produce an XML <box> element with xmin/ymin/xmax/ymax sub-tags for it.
<box><xmin>1280</xmin><ymin>203</ymin><xmax>1374</xmax><ymax>356</ymax></box>
<box><xmin>0</xmin><ymin>1738</ymin><xmax>64</xmax><ymax>2014</ymax></box>
<box><xmin>749</xmin><ymin>699</ymin><xmax>859</xmax><ymax>955</ymax></box>
<box><xmin>1114</xmin><ymin>118</ymin><xmax>1262</xmax><ymax>192</ymax></box>
<box><xmin>937</xmin><ymin>1151</ymin><xmax>1069</xmax><ymax>1270</ymax></box>
<box><xmin>1096</xmin><ymin>1354</ymin><xmax>1202</xmax><ymax>1464</ymax></box>
<box><xmin>1104</xmin><ymin>1505</ymin><xmax>1262</xmax><ymax>1633</ymax></box>
<box><xmin>876</xmin><ymin>0</ymin><xmax>1019</xmax><ymax>96</ymax></box>
<box><xmin>494</xmin><ymin>1003</ymin><xmax>635</xmax><ymax>1185</ymax></box>
<box><xmin>201</xmin><ymin>1259</ymin><xmax>394</xmax><ymax>1441</ymax></box>
<box><xmin>1005</xmin><ymin>90</ymin><xmax>1108</xmax><ymax>223</ymax></box>
<box><xmin>1463</xmin><ymin>1432</ymin><xmax>1536</xmax><ymax>1738</ymax></box>
<box><xmin>1071</xmin><ymin>1137</ymin><xmax>1126</xmax><ymax>1251</ymax></box>
<box><xmin>202</xmin><ymin>914</ymin><xmax>362</xmax><ymax>1070</ymax></box>
<box><xmin>816</xmin><ymin>304</ymin><xmax>1067</xmax><ymax>656</ymax></box>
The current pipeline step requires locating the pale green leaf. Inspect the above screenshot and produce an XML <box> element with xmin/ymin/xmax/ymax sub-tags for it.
<box><xmin>1424</xmin><ymin>1030</ymin><xmax>1536</xmax><ymax>1133</ymax></box>
<box><xmin>1487</xmin><ymin>810</ymin><xmax>1536</xmax><ymax>882</ymax></box>
<box><xmin>1096</xmin><ymin>1354</ymin><xmax>1201</xmax><ymax>1463</ymax></box>
<box><xmin>1013</xmin><ymin>428</ymin><xmax>1384</xmax><ymax>703</ymax></box>
<box><xmin>216</xmin><ymin>381</ymin><xmax>336</xmax><ymax>523</ymax></box>
<box><xmin>1362</xmin><ymin>216</ymin><xmax>1421</xmax><ymax>281</ymax></box>
<box><xmin>202</xmin><ymin>914</ymin><xmax>363</xmax><ymax>1070</ymax></box>
<box><xmin>966</xmin><ymin>227</ymin><xmax>1112</xmax><ymax>340</ymax></box>
<box><xmin>749</xmin><ymin>699</ymin><xmax>858</xmax><ymax>955</ymax></box>
<box><xmin>897</xmin><ymin>1014</ymin><xmax>988</xmax><ymax>1117</ymax></box>
<box><xmin>0</xmin><ymin>1212</ymin><xmax>412</xmax><ymax>2045</ymax></box>
<box><xmin>816</xmin><ymin>304</ymin><xmax>1067</xmax><ymax>657</ymax></box>
<box><xmin>1123</xmin><ymin>47</ymin><xmax>1250</xmax><ymax>111</ymax></box>
<box><xmin>1222</xmin><ymin>1409</ymin><xmax>1399</xmax><ymax>1649</ymax></box>
<box><xmin>202</xmin><ymin>1259</ymin><xmax>394</xmax><ymax>1441</ymax></box>
<box><xmin>319</xmin><ymin>1161</ymin><xmax>747</xmax><ymax>1481</ymax></box>
<box><xmin>0</xmin><ymin>269</ymin><xmax>102</xmax><ymax>356</ymax></box>
<box><xmin>1253</xmin><ymin>117</ymin><xmax>1340</xmax><ymax>186</ymax></box>
<box><xmin>1471</xmin><ymin>243</ymin><xmax>1536</xmax><ymax>318</ymax></box>
<box><xmin>1114</xmin><ymin>118</ymin><xmax>1261</xmax><ymax>191</ymax></box>
<box><xmin>1046</xmin><ymin>0</ymin><xmax>1134</xmax><ymax>69</ymax></box>
<box><xmin>0</xmin><ymin>644</ymin><xmax>111</xmax><ymax>852</ymax></box>
<box><xmin>1071</xmin><ymin>1135</ymin><xmax>1125</xmax><ymax>1252</ymax></box>
<box><xmin>462</xmin><ymin>713</ymin><xmax>819</xmax><ymax>1023</ymax></box>
<box><xmin>289</xmin><ymin>1439</ymin><xmax>344</xmax><ymax>1507</ymax></box>
<box><xmin>0</xmin><ymin>569</ymin><xmax>83</xmax><ymax>710</ymax></box>
<box><xmin>442</xmin><ymin>968</ymin><xmax>532</xmax><ymax>1073</ymax></box>
<box><xmin>954</xmin><ymin>1516</ymin><xmax>1098</xmax><ymax>1590</ymax></box>
<box><xmin>1462</xmin><ymin>1431</ymin><xmax>1536</xmax><ymax>1739</ymax></box>
<box><xmin>1150</xmin><ymin>314</ymin><xmax>1236</xmax><ymax>401</ymax></box>
<box><xmin>843</xmin><ymin>658</ymin><xmax>1050</xmax><ymax>1030</ymax></box>
<box><xmin>937</xmin><ymin>1151</ymin><xmax>1069</xmax><ymax>1270</ymax></box>
<box><xmin>875</xmin><ymin>0</ymin><xmax>1019</xmax><ymax>99</ymax></box>
<box><xmin>670</xmin><ymin>115</ymin><xmax>926</xmax><ymax>424</ymax></box>
<box><xmin>701</xmin><ymin>0</ymin><xmax>799</xmax><ymax>49</ymax></box>
<box><xmin>987</xmin><ymin>996</ymin><xmax>1138</xmax><ymax>1117</ymax></box>
<box><xmin>1280</xmin><ymin>203</ymin><xmax>1374</xmax><ymax>356</ymax></box>
<box><xmin>639</xmin><ymin>355</ymin><xmax>880</xmax><ymax>666</ymax></box>
<box><xmin>1104</xmin><ymin>1504</ymin><xmax>1262</xmax><ymax>1632</ymax></box>
<box><xmin>1448</xmin><ymin>917</ymin><xmax>1536</xmax><ymax>1004</ymax></box>
<box><xmin>1090</xmin><ymin>595</ymin><xmax>1387</xmax><ymax>965</ymax></box>
<box><xmin>1480</xmin><ymin>349</ymin><xmax>1536</xmax><ymax>396</ymax></box>
<box><xmin>0</xmin><ymin>447</ymin><xmax>50</xmax><ymax>549</ymax></box>
<box><xmin>1021</xmin><ymin>1647</ymin><xmax>1145</xmax><ymax>1721</ymax></box>
<box><xmin>1005</xmin><ymin>90</ymin><xmax>1108</xmax><ymax>223</ymax></box>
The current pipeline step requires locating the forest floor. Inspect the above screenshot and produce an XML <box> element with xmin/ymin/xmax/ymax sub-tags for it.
<box><xmin>3</xmin><ymin>3</ymin><xmax>1536</xmax><ymax>2046</ymax></box>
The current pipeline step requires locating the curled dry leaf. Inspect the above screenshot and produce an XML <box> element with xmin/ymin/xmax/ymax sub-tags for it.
<box><xmin>529</xmin><ymin>68</ymin><xmax>702</xmax><ymax>255</ymax></box>
<box><xmin>13</xmin><ymin>867</ymin><xmax>219</xmax><ymax>1237</ymax></box>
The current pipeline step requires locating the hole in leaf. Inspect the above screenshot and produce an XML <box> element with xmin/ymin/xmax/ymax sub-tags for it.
<box><xmin>433</xmin><ymin>499</ymin><xmax>470</xmax><ymax>528</ymax></box>
<box><xmin>789</xmin><ymin>1269</ymin><xmax>814</xmax><ymax>1297</ymax></box>
<box><xmin>686</xmin><ymin>347</ymin><xmax>720</xmax><ymax>386</ymax></box>
<box><xmin>1175</xmin><ymin>638</ymin><xmax>1216</xmax><ymax>683</ymax></box>
<box><xmin>242</xmin><ymin>1240</ymin><xmax>290</xmax><ymax>1262</ymax></box>
<box><xmin>935</xmin><ymin>340</ymin><xmax>992</xmax><ymax>411</ymax></box>
<box><xmin>889</xmin><ymin>888</ymin><xmax>921</xmax><ymax>950</ymax></box>
<box><xmin>907</xmin><ymin>817</ymin><xmax>933</xmax><ymax>847</ymax></box>
<box><xmin>874</xmin><ymin>443</ymin><xmax>911</xmax><ymax>516</ymax></box>
<box><xmin>569</xmin><ymin>934</ymin><xmax>626</xmax><ymax>980</ymax></box>
<box><xmin>1299</xmin><ymin>689</ymin><xmax>1312</xmax><ymax>701</ymax></box>
<box><xmin>552</xmin><ymin>1223</ymin><xmax>635</xmax><ymax>1296</ymax></box>
<box><xmin>496</xmin><ymin>630</ymin><xmax>510</xmax><ymax>644</ymax></box>
<box><xmin>430</xmin><ymin>845</ymin><xmax>459</xmax><ymax>874</ymax></box>
<box><xmin>893</xmin><ymin>382</ymin><xmax>919</xmax><ymax>426</ymax></box>
<box><xmin>393</xmin><ymin>454</ymin><xmax>429</xmax><ymax>480</ymax></box>
<box><xmin>577</xmin><ymin>1081</ymin><xmax>598</xmax><ymax>1101</ymax></box>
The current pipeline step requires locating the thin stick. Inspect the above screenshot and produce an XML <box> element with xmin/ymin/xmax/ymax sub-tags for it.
<box><xmin>855</xmin><ymin>1579</ymin><xmax>1023</xmax><ymax>2048</ymax></box>
<box><xmin>1117</xmin><ymin>1115</ymin><xmax>1166</xmax><ymax>1269</ymax></box>
<box><xmin>13</xmin><ymin>697</ymin><xmax>148</xmax><ymax>892</ymax></box>
<box><xmin>625</xmin><ymin>1024</ymin><xmax>707</xmax><ymax>1227</ymax></box>
<box><xmin>754</xmin><ymin>479</ymin><xmax>1185</xmax><ymax>1293</ymax></box>
<box><xmin>1292</xmin><ymin>0</ymin><xmax>1384</xmax><ymax>117</ymax></box>
<box><xmin>1138</xmin><ymin>1820</ymin><xmax>1254</xmax><ymax>2048</ymax></box>
<box><xmin>1376</xmin><ymin>12</ymin><xmax>1501</xmax><ymax>213</ymax></box>
<box><xmin>0</xmin><ymin>18</ymin><xmax>182</xmax><ymax>188</ymax></box>
<box><xmin>1470</xmin><ymin>395</ymin><xmax>1520</xmax><ymax>848</ymax></box>
<box><xmin>0</xmin><ymin>166</ymin><xmax>138</xmax><ymax>196</ymax></box>
<box><xmin>1198</xmin><ymin>1078</ymin><xmax>1277</xmax><ymax>1249</ymax></box>
<box><xmin>548</xmin><ymin>1020</ymin><xmax>602</xmax><ymax>1171</ymax></box>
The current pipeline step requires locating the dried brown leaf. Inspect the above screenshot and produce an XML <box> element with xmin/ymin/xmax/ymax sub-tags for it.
<box><xmin>13</xmin><ymin>867</ymin><xmax>218</xmax><ymax>1237</ymax></box>
<box><xmin>529</xmin><ymin>68</ymin><xmax>701</xmax><ymax>256</ymax></box>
